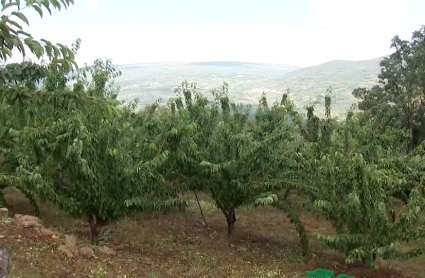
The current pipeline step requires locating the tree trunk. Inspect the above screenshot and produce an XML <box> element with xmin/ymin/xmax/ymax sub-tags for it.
<box><xmin>226</xmin><ymin>209</ymin><xmax>236</xmax><ymax>237</ymax></box>
<box><xmin>90</xmin><ymin>225</ymin><xmax>100</xmax><ymax>245</ymax></box>
<box><xmin>362</xmin><ymin>252</ymin><xmax>377</xmax><ymax>265</ymax></box>
<box><xmin>390</xmin><ymin>210</ymin><xmax>396</xmax><ymax>223</ymax></box>
<box><xmin>283</xmin><ymin>189</ymin><xmax>290</xmax><ymax>200</ymax></box>
<box><xmin>87</xmin><ymin>214</ymin><xmax>108</xmax><ymax>246</ymax></box>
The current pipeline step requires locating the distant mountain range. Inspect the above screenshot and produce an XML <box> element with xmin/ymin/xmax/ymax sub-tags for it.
<box><xmin>188</xmin><ymin>61</ymin><xmax>300</xmax><ymax>70</ymax></box>
<box><xmin>110</xmin><ymin>57</ymin><xmax>386</xmax><ymax>117</ymax></box>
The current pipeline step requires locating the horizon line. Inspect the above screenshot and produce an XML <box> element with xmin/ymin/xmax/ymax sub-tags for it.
<box><xmin>112</xmin><ymin>56</ymin><xmax>388</xmax><ymax>69</ymax></box>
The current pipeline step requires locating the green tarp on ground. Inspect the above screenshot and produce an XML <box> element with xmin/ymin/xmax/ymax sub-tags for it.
<box><xmin>305</xmin><ymin>268</ymin><xmax>354</xmax><ymax>278</ymax></box>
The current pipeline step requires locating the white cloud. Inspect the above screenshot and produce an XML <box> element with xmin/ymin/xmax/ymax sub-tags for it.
<box><xmin>87</xmin><ymin>0</ymin><xmax>98</xmax><ymax>11</ymax></box>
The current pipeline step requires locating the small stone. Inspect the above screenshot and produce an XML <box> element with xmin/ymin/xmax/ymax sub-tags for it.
<box><xmin>14</xmin><ymin>214</ymin><xmax>43</xmax><ymax>228</ymax></box>
<box><xmin>21</xmin><ymin>220</ymin><xmax>42</xmax><ymax>228</ymax></box>
<box><xmin>79</xmin><ymin>247</ymin><xmax>94</xmax><ymax>258</ymax></box>
<box><xmin>14</xmin><ymin>214</ymin><xmax>40</xmax><ymax>222</ymax></box>
<box><xmin>0</xmin><ymin>208</ymin><xmax>8</xmax><ymax>219</ymax></box>
<box><xmin>64</xmin><ymin>235</ymin><xmax>77</xmax><ymax>251</ymax></box>
<box><xmin>51</xmin><ymin>235</ymin><xmax>60</xmax><ymax>240</ymax></box>
<box><xmin>39</xmin><ymin>228</ymin><xmax>55</xmax><ymax>237</ymax></box>
<box><xmin>99</xmin><ymin>246</ymin><xmax>116</xmax><ymax>256</ymax></box>
<box><xmin>58</xmin><ymin>246</ymin><xmax>74</xmax><ymax>258</ymax></box>
<box><xmin>57</xmin><ymin>235</ymin><xmax>78</xmax><ymax>258</ymax></box>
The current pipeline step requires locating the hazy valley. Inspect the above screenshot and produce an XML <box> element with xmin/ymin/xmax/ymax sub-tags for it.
<box><xmin>114</xmin><ymin>56</ymin><xmax>385</xmax><ymax>117</ymax></box>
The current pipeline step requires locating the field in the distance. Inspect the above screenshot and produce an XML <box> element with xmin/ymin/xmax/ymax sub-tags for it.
<box><xmin>2</xmin><ymin>188</ymin><xmax>422</xmax><ymax>278</ymax></box>
<box><xmin>113</xmin><ymin>58</ymin><xmax>385</xmax><ymax>118</ymax></box>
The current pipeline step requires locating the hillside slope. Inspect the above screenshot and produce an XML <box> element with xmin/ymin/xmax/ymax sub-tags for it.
<box><xmin>113</xmin><ymin>57</ymin><xmax>385</xmax><ymax>117</ymax></box>
<box><xmin>261</xmin><ymin>57</ymin><xmax>386</xmax><ymax>116</ymax></box>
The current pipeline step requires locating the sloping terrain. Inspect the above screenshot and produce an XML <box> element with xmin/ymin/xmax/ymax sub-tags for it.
<box><xmin>273</xmin><ymin>57</ymin><xmax>385</xmax><ymax>116</ymax></box>
<box><xmin>2</xmin><ymin>188</ymin><xmax>423</xmax><ymax>278</ymax></box>
<box><xmin>113</xmin><ymin>61</ymin><xmax>299</xmax><ymax>108</ymax></box>
<box><xmin>114</xmin><ymin>57</ymin><xmax>385</xmax><ymax>117</ymax></box>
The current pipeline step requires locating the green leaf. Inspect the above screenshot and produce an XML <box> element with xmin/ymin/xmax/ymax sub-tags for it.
<box><xmin>1</xmin><ymin>2</ymin><xmax>18</xmax><ymax>12</ymax></box>
<box><xmin>7</xmin><ymin>19</ymin><xmax>23</xmax><ymax>30</ymax></box>
<box><xmin>0</xmin><ymin>24</ymin><xmax>11</xmax><ymax>38</ymax></box>
<box><xmin>16</xmin><ymin>30</ymin><xmax>32</xmax><ymax>37</ymax></box>
<box><xmin>11</xmin><ymin>11</ymin><xmax>29</xmax><ymax>25</ymax></box>
<box><xmin>1</xmin><ymin>47</ymin><xmax>11</xmax><ymax>56</ymax></box>
<box><xmin>40</xmin><ymin>0</ymin><xmax>52</xmax><ymax>16</ymax></box>
<box><xmin>32</xmin><ymin>5</ymin><xmax>43</xmax><ymax>17</ymax></box>
<box><xmin>50</xmin><ymin>0</ymin><xmax>60</xmax><ymax>10</ymax></box>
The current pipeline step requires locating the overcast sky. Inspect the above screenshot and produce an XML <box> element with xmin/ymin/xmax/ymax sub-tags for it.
<box><xmin>6</xmin><ymin>0</ymin><xmax>425</xmax><ymax>68</ymax></box>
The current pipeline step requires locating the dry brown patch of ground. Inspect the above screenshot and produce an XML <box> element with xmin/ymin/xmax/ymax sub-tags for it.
<box><xmin>2</xmin><ymin>188</ymin><xmax>424</xmax><ymax>278</ymax></box>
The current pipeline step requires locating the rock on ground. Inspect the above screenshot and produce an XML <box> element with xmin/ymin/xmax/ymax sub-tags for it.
<box><xmin>79</xmin><ymin>247</ymin><xmax>94</xmax><ymax>259</ymax></box>
<box><xmin>58</xmin><ymin>235</ymin><xmax>79</xmax><ymax>258</ymax></box>
<box><xmin>13</xmin><ymin>214</ymin><xmax>43</xmax><ymax>228</ymax></box>
<box><xmin>99</xmin><ymin>246</ymin><xmax>116</xmax><ymax>256</ymax></box>
<box><xmin>2</xmin><ymin>209</ymin><xmax>118</xmax><ymax>263</ymax></box>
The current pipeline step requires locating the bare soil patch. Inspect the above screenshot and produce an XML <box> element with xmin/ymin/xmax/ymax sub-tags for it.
<box><xmin>2</xmin><ymin>188</ymin><xmax>423</xmax><ymax>278</ymax></box>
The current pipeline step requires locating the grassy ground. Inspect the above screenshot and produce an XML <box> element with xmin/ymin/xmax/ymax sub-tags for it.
<box><xmin>2</xmin><ymin>187</ymin><xmax>425</xmax><ymax>278</ymax></box>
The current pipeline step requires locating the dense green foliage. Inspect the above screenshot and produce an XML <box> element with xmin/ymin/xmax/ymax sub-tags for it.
<box><xmin>1</xmin><ymin>0</ymin><xmax>425</xmax><ymax>270</ymax></box>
